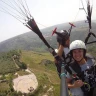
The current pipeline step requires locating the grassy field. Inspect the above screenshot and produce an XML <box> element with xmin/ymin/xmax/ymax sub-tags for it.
<box><xmin>0</xmin><ymin>50</ymin><xmax>61</xmax><ymax>96</ymax></box>
<box><xmin>0</xmin><ymin>47</ymin><xmax>95</xmax><ymax>95</ymax></box>
<box><xmin>0</xmin><ymin>82</ymin><xmax>9</xmax><ymax>91</ymax></box>
<box><xmin>21</xmin><ymin>50</ymin><xmax>60</xmax><ymax>96</ymax></box>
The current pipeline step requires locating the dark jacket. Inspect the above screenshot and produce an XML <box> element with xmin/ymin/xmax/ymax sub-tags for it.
<box><xmin>69</xmin><ymin>55</ymin><xmax>96</xmax><ymax>96</ymax></box>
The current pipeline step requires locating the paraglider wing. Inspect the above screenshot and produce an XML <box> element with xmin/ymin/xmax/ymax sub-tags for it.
<box><xmin>87</xmin><ymin>0</ymin><xmax>92</xmax><ymax>29</ymax></box>
<box><xmin>0</xmin><ymin>0</ymin><xmax>52</xmax><ymax>49</ymax></box>
<box><xmin>27</xmin><ymin>18</ymin><xmax>51</xmax><ymax>48</ymax></box>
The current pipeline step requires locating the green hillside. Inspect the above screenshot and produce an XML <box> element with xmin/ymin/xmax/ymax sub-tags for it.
<box><xmin>0</xmin><ymin>21</ymin><xmax>96</xmax><ymax>52</ymax></box>
<box><xmin>0</xmin><ymin>50</ymin><xmax>60</xmax><ymax>96</ymax></box>
<box><xmin>0</xmin><ymin>20</ymin><xmax>95</xmax><ymax>95</ymax></box>
<box><xmin>21</xmin><ymin>50</ymin><xmax>60</xmax><ymax>96</ymax></box>
<box><xmin>0</xmin><ymin>44</ymin><xmax>96</xmax><ymax>95</ymax></box>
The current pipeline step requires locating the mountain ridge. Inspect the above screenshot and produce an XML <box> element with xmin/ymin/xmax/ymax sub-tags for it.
<box><xmin>0</xmin><ymin>20</ymin><xmax>96</xmax><ymax>52</ymax></box>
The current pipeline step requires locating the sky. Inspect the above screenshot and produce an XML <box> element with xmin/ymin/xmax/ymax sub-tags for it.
<box><xmin>0</xmin><ymin>0</ymin><xmax>96</xmax><ymax>42</ymax></box>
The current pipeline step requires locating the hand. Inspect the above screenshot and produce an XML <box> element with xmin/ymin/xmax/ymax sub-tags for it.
<box><xmin>73</xmin><ymin>80</ymin><xmax>84</xmax><ymax>88</ymax></box>
<box><xmin>59</xmin><ymin>38</ymin><xmax>65</xmax><ymax>46</ymax></box>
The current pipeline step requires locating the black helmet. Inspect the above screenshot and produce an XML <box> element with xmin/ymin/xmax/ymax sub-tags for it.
<box><xmin>56</xmin><ymin>30</ymin><xmax>69</xmax><ymax>43</ymax></box>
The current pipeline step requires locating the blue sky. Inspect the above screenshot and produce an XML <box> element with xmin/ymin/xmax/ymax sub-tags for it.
<box><xmin>0</xmin><ymin>0</ymin><xmax>96</xmax><ymax>42</ymax></box>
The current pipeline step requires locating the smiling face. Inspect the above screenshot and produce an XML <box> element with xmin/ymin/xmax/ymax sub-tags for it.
<box><xmin>72</xmin><ymin>48</ymin><xmax>84</xmax><ymax>62</ymax></box>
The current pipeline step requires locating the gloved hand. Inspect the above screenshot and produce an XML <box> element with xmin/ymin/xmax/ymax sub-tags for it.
<box><xmin>58</xmin><ymin>38</ymin><xmax>66</xmax><ymax>46</ymax></box>
<box><xmin>56</xmin><ymin>30</ymin><xmax>69</xmax><ymax>47</ymax></box>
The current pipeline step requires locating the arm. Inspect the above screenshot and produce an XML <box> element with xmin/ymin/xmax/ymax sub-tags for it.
<box><xmin>57</xmin><ymin>45</ymin><xmax>64</xmax><ymax>57</ymax></box>
<box><xmin>54</xmin><ymin>44</ymin><xmax>64</xmax><ymax>74</ymax></box>
<box><xmin>54</xmin><ymin>44</ymin><xmax>64</xmax><ymax>64</ymax></box>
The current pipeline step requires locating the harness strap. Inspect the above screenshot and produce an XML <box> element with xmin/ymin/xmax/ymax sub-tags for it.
<box><xmin>85</xmin><ymin>32</ymin><xmax>96</xmax><ymax>45</ymax></box>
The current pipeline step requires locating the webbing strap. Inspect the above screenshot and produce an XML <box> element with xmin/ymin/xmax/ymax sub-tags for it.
<box><xmin>85</xmin><ymin>32</ymin><xmax>96</xmax><ymax>45</ymax></box>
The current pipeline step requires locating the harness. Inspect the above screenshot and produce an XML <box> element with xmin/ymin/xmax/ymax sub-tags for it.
<box><xmin>55</xmin><ymin>48</ymin><xmax>72</xmax><ymax>77</ymax></box>
<box><xmin>68</xmin><ymin>55</ymin><xmax>96</xmax><ymax>93</ymax></box>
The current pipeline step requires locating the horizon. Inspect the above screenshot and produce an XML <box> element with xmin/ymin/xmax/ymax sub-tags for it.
<box><xmin>0</xmin><ymin>19</ymin><xmax>96</xmax><ymax>43</ymax></box>
<box><xmin>0</xmin><ymin>0</ymin><xmax>96</xmax><ymax>42</ymax></box>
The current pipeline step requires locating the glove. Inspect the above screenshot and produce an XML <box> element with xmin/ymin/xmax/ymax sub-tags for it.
<box><xmin>56</xmin><ymin>32</ymin><xmax>68</xmax><ymax>46</ymax></box>
<box><xmin>58</xmin><ymin>38</ymin><xmax>66</xmax><ymax>46</ymax></box>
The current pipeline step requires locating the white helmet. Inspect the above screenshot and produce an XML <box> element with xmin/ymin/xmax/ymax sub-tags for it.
<box><xmin>70</xmin><ymin>40</ymin><xmax>86</xmax><ymax>51</ymax></box>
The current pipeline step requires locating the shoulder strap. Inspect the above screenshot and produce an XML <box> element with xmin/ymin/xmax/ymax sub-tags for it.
<box><xmin>70</xmin><ymin>61</ymin><xmax>81</xmax><ymax>73</ymax></box>
<box><xmin>86</xmin><ymin>53</ymin><xmax>96</xmax><ymax>65</ymax></box>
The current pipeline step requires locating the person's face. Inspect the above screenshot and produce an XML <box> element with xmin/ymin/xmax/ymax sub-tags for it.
<box><xmin>65</xmin><ymin>37</ymin><xmax>70</xmax><ymax>47</ymax></box>
<box><xmin>72</xmin><ymin>49</ymin><xmax>84</xmax><ymax>62</ymax></box>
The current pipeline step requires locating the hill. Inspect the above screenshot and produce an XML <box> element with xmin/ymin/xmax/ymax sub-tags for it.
<box><xmin>0</xmin><ymin>50</ymin><xmax>60</xmax><ymax>96</ymax></box>
<box><xmin>0</xmin><ymin>20</ymin><xmax>96</xmax><ymax>52</ymax></box>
